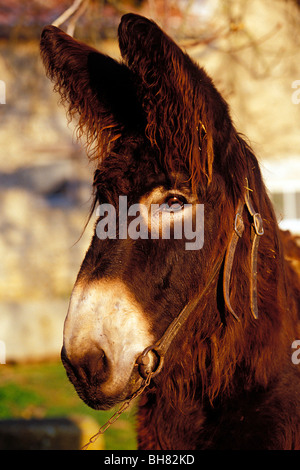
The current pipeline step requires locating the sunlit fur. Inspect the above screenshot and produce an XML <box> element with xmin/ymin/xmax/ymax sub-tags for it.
<box><xmin>41</xmin><ymin>14</ymin><xmax>300</xmax><ymax>449</ymax></box>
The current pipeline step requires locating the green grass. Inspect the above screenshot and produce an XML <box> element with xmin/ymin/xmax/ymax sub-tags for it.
<box><xmin>0</xmin><ymin>362</ymin><xmax>137</xmax><ymax>450</ymax></box>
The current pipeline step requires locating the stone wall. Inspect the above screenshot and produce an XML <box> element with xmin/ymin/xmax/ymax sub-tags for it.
<box><xmin>0</xmin><ymin>41</ymin><xmax>95</xmax><ymax>362</ymax></box>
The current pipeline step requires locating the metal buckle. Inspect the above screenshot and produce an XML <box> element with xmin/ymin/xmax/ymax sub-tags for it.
<box><xmin>253</xmin><ymin>213</ymin><xmax>264</xmax><ymax>236</ymax></box>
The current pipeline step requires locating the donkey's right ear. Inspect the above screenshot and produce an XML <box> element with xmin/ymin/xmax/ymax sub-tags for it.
<box><xmin>40</xmin><ymin>26</ymin><xmax>143</xmax><ymax>160</ymax></box>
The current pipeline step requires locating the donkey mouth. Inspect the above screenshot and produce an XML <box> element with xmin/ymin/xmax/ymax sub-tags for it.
<box><xmin>61</xmin><ymin>347</ymin><xmax>145</xmax><ymax>410</ymax></box>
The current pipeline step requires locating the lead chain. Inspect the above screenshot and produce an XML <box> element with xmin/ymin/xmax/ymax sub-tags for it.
<box><xmin>81</xmin><ymin>372</ymin><xmax>153</xmax><ymax>450</ymax></box>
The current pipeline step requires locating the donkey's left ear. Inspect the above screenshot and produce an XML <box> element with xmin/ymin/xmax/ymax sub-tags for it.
<box><xmin>118</xmin><ymin>14</ymin><xmax>234</xmax><ymax>188</ymax></box>
<box><xmin>40</xmin><ymin>26</ymin><xmax>143</xmax><ymax>160</ymax></box>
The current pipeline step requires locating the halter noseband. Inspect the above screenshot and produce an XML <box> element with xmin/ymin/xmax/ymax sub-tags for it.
<box><xmin>136</xmin><ymin>179</ymin><xmax>264</xmax><ymax>380</ymax></box>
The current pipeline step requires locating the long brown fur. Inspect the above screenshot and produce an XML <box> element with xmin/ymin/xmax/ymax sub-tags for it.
<box><xmin>40</xmin><ymin>13</ymin><xmax>300</xmax><ymax>450</ymax></box>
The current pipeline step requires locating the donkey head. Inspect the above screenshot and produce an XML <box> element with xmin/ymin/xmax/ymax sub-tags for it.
<box><xmin>41</xmin><ymin>14</ymin><xmax>264</xmax><ymax>409</ymax></box>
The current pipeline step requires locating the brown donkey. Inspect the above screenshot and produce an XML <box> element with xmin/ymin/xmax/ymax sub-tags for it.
<box><xmin>40</xmin><ymin>14</ymin><xmax>300</xmax><ymax>449</ymax></box>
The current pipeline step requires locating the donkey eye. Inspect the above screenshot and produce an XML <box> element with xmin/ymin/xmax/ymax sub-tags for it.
<box><xmin>162</xmin><ymin>195</ymin><xmax>187</xmax><ymax>212</ymax></box>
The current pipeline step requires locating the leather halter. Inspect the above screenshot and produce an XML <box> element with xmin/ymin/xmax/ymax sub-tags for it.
<box><xmin>136</xmin><ymin>179</ymin><xmax>264</xmax><ymax>380</ymax></box>
<box><xmin>223</xmin><ymin>181</ymin><xmax>264</xmax><ymax>321</ymax></box>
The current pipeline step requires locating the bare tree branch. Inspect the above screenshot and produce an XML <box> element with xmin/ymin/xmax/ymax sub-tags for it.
<box><xmin>67</xmin><ymin>0</ymin><xmax>90</xmax><ymax>36</ymax></box>
<box><xmin>52</xmin><ymin>0</ymin><xmax>90</xmax><ymax>35</ymax></box>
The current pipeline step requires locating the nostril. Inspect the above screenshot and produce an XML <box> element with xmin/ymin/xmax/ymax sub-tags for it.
<box><xmin>61</xmin><ymin>345</ymin><xmax>109</xmax><ymax>385</ymax></box>
<box><xmin>82</xmin><ymin>348</ymin><xmax>107</xmax><ymax>381</ymax></box>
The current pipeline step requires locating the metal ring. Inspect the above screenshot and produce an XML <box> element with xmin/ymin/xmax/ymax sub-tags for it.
<box><xmin>136</xmin><ymin>344</ymin><xmax>163</xmax><ymax>380</ymax></box>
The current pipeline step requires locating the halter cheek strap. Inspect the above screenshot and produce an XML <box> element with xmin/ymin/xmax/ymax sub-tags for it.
<box><xmin>223</xmin><ymin>200</ymin><xmax>245</xmax><ymax>321</ymax></box>
<box><xmin>223</xmin><ymin>180</ymin><xmax>264</xmax><ymax>321</ymax></box>
<box><xmin>245</xmin><ymin>184</ymin><xmax>265</xmax><ymax>318</ymax></box>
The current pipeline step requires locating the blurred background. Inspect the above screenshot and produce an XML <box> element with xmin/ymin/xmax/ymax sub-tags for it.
<box><xmin>0</xmin><ymin>0</ymin><xmax>299</xmax><ymax>450</ymax></box>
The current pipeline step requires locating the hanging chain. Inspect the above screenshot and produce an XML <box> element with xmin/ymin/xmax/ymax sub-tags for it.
<box><xmin>81</xmin><ymin>372</ymin><xmax>153</xmax><ymax>450</ymax></box>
